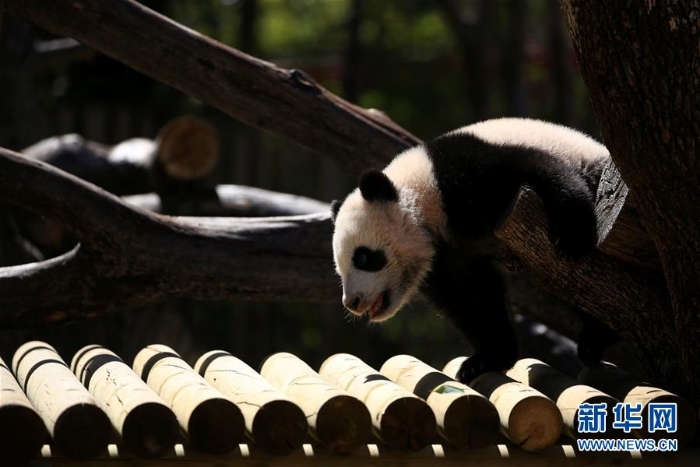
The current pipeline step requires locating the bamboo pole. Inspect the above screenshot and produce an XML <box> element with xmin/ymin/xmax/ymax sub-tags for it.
<box><xmin>443</xmin><ymin>357</ymin><xmax>562</xmax><ymax>451</ymax></box>
<box><xmin>506</xmin><ymin>358</ymin><xmax>617</xmax><ymax>439</ymax></box>
<box><xmin>319</xmin><ymin>353</ymin><xmax>436</xmax><ymax>451</ymax></box>
<box><xmin>194</xmin><ymin>350</ymin><xmax>307</xmax><ymax>455</ymax></box>
<box><xmin>259</xmin><ymin>352</ymin><xmax>372</xmax><ymax>454</ymax></box>
<box><xmin>579</xmin><ymin>362</ymin><xmax>697</xmax><ymax>445</ymax></box>
<box><xmin>70</xmin><ymin>345</ymin><xmax>179</xmax><ymax>458</ymax></box>
<box><xmin>381</xmin><ymin>355</ymin><xmax>499</xmax><ymax>449</ymax></box>
<box><xmin>0</xmin><ymin>356</ymin><xmax>46</xmax><ymax>460</ymax></box>
<box><xmin>11</xmin><ymin>341</ymin><xmax>111</xmax><ymax>459</ymax></box>
<box><xmin>132</xmin><ymin>344</ymin><xmax>244</xmax><ymax>455</ymax></box>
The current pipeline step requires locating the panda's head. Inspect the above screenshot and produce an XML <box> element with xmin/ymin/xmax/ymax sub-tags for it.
<box><xmin>331</xmin><ymin>168</ymin><xmax>435</xmax><ymax>322</ymax></box>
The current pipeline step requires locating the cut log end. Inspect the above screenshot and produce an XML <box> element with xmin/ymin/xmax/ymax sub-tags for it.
<box><xmin>380</xmin><ymin>397</ymin><xmax>437</xmax><ymax>452</ymax></box>
<box><xmin>0</xmin><ymin>405</ymin><xmax>47</xmax><ymax>461</ymax></box>
<box><xmin>187</xmin><ymin>397</ymin><xmax>245</xmax><ymax>455</ymax></box>
<box><xmin>507</xmin><ymin>395</ymin><xmax>563</xmax><ymax>451</ymax></box>
<box><xmin>315</xmin><ymin>395</ymin><xmax>372</xmax><ymax>454</ymax></box>
<box><xmin>122</xmin><ymin>402</ymin><xmax>180</xmax><ymax>459</ymax></box>
<box><xmin>53</xmin><ymin>403</ymin><xmax>111</xmax><ymax>460</ymax></box>
<box><xmin>441</xmin><ymin>393</ymin><xmax>500</xmax><ymax>449</ymax></box>
<box><xmin>156</xmin><ymin>116</ymin><xmax>220</xmax><ymax>180</ymax></box>
<box><xmin>251</xmin><ymin>399</ymin><xmax>307</xmax><ymax>456</ymax></box>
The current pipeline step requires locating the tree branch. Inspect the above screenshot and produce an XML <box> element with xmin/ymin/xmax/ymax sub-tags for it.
<box><xmin>122</xmin><ymin>185</ymin><xmax>328</xmax><ymax>217</ymax></box>
<box><xmin>495</xmin><ymin>186</ymin><xmax>682</xmax><ymax>396</ymax></box>
<box><xmin>1</xmin><ymin>0</ymin><xmax>419</xmax><ymax>174</ymax></box>
<box><xmin>0</xmin><ymin>146</ymin><xmax>337</xmax><ymax>326</ymax></box>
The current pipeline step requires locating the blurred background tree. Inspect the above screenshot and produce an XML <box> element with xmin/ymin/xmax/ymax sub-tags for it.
<box><xmin>0</xmin><ymin>0</ymin><xmax>599</xmax><ymax>373</ymax></box>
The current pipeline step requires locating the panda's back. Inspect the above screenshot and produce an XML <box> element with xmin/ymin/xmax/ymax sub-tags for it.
<box><xmin>417</xmin><ymin>118</ymin><xmax>609</xmax><ymax>239</ymax></box>
<box><xmin>455</xmin><ymin>118</ymin><xmax>609</xmax><ymax>168</ymax></box>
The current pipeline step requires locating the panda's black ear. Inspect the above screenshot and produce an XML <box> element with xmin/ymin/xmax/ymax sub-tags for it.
<box><xmin>359</xmin><ymin>169</ymin><xmax>398</xmax><ymax>203</ymax></box>
<box><xmin>330</xmin><ymin>199</ymin><xmax>342</xmax><ymax>224</ymax></box>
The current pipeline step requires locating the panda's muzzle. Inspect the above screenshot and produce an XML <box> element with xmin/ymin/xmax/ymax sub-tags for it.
<box><xmin>343</xmin><ymin>290</ymin><xmax>391</xmax><ymax>319</ymax></box>
<box><xmin>344</xmin><ymin>295</ymin><xmax>362</xmax><ymax>312</ymax></box>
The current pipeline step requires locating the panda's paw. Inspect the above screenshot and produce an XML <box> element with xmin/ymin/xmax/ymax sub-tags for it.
<box><xmin>578</xmin><ymin>341</ymin><xmax>605</xmax><ymax>367</ymax></box>
<box><xmin>577</xmin><ymin>317</ymin><xmax>618</xmax><ymax>367</ymax></box>
<box><xmin>456</xmin><ymin>351</ymin><xmax>517</xmax><ymax>384</ymax></box>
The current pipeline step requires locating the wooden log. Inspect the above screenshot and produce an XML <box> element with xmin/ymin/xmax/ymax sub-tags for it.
<box><xmin>319</xmin><ymin>353</ymin><xmax>436</xmax><ymax>452</ymax></box>
<box><xmin>259</xmin><ymin>352</ymin><xmax>372</xmax><ymax>454</ymax></box>
<box><xmin>132</xmin><ymin>344</ymin><xmax>244</xmax><ymax>455</ymax></box>
<box><xmin>380</xmin><ymin>355</ymin><xmax>499</xmax><ymax>449</ymax></box>
<box><xmin>579</xmin><ymin>362</ymin><xmax>698</xmax><ymax>445</ymax></box>
<box><xmin>11</xmin><ymin>341</ymin><xmax>111</xmax><ymax>459</ymax></box>
<box><xmin>193</xmin><ymin>350</ymin><xmax>307</xmax><ymax>455</ymax></box>
<box><xmin>70</xmin><ymin>345</ymin><xmax>179</xmax><ymax>458</ymax></box>
<box><xmin>0</xmin><ymin>356</ymin><xmax>47</xmax><ymax>461</ymax></box>
<box><xmin>505</xmin><ymin>358</ymin><xmax>617</xmax><ymax>439</ymax></box>
<box><xmin>22</xmin><ymin>116</ymin><xmax>219</xmax><ymax>195</ymax></box>
<box><xmin>153</xmin><ymin>115</ymin><xmax>219</xmax><ymax>180</ymax></box>
<box><xmin>122</xmin><ymin>185</ymin><xmax>329</xmax><ymax>217</ymax></box>
<box><xmin>443</xmin><ymin>357</ymin><xmax>562</xmax><ymax>451</ymax></box>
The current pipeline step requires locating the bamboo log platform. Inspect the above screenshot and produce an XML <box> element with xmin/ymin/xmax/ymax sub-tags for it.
<box><xmin>194</xmin><ymin>350</ymin><xmax>307</xmax><ymax>455</ymax></box>
<box><xmin>71</xmin><ymin>345</ymin><xmax>179</xmax><ymax>458</ymax></box>
<box><xmin>11</xmin><ymin>341</ymin><xmax>112</xmax><ymax>459</ymax></box>
<box><xmin>506</xmin><ymin>358</ymin><xmax>618</xmax><ymax>439</ymax></box>
<box><xmin>381</xmin><ymin>354</ymin><xmax>499</xmax><ymax>449</ymax></box>
<box><xmin>0</xmin><ymin>355</ymin><xmax>47</xmax><ymax>460</ymax></box>
<box><xmin>443</xmin><ymin>357</ymin><xmax>563</xmax><ymax>451</ymax></box>
<box><xmin>260</xmin><ymin>352</ymin><xmax>372</xmax><ymax>454</ymax></box>
<box><xmin>22</xmin><ymin>442</ymin><xmax>700</xmax><ymax>466</ymax></box>
<box><xmin>319</xmin><ymin>353</ymin><xmax>437</xmax><ymax>451</ymax></box>
<box><xmin>133</xmin><ymin>344</ymin><xmax>245</xmax><ymax>455</ymax></box>
<box><xmin>0</xmin><ymin>344</ymin><xmax>697</xmax><ymax>465</ymax></box>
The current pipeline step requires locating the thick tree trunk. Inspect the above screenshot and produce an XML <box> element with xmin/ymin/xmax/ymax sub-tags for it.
<box><xmin>561</xmin><ymin>1</ymin><xmax>700</xmax><ymax>402</ymax></box>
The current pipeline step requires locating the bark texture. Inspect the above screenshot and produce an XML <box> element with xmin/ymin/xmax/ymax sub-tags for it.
<box><xmin>562</xmin><ymin>0</ymin><xmax>700</xmax><ymax>401</ymax></box>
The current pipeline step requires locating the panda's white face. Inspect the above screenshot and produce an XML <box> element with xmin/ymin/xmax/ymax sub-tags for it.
<box><xmin>332</xmin><ymin>169</ymin><xmax>435</xmax><ymax>322</ymax></box>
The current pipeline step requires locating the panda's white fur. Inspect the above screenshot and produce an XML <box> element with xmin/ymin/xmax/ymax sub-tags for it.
<box><xmin>333</xmin><ymin>118</ymin><xmax>607</xmax><ymax>325</ymax></box>
<box><xmin>456</xmin><ymin>118</ymin><xmax>608</xmax><ymax>168</ymax></box>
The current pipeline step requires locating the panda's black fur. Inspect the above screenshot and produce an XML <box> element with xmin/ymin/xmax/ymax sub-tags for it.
<box><xmin>332</xmin><ymin>119</ymin><xmax>617</xmax><ymax>383</ymax></box>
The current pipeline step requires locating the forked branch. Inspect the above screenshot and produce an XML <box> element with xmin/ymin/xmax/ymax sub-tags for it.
<box><xmin>0</xmin><ymin>146</ymin><xmax>337</xmax><ymax>326</ymax></box>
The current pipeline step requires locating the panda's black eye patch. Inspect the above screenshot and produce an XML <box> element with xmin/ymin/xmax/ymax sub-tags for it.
<box><xmin>353</xmin><ymin>246</ymin><xmax>387</xmax><ymax>272</ymax></box>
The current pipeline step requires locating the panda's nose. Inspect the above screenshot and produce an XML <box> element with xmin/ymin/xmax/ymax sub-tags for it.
<box><xmin>343</xmin><ymin>295</ymin><xmax>362</xmax><ymax>312</ymax></box>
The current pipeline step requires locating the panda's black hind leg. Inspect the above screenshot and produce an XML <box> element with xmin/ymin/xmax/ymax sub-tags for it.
<box><xmin>457</xmin><ymin>346</ymin><xmax>518</xmax><ymax>384</ymax></box>
<box><xmin>524</xmin><ymin>159</ymin><xmax>599</xmax><ymax>259</ymax></box>
<box><xmin>545</xmin><ymin>193</ymin><xmax>598</xmax><ymax>260</ymax></box>
<box><xmin>577</xmin><ymin>313</ymin><xmax>619</xmax><ymax>366</ymax></box>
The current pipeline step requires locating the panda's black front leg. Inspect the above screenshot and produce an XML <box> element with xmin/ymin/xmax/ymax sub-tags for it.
<box><xmin>424</xmin><ymin>257</ymin><xmax>518</xmax><ymax>384</ymax></box>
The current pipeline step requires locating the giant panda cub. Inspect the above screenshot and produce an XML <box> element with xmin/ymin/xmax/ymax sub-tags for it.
<box><xmin>331</xmin><ymin>117</ymin><xmax>614</xmax><ymax>383</ymax></box>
